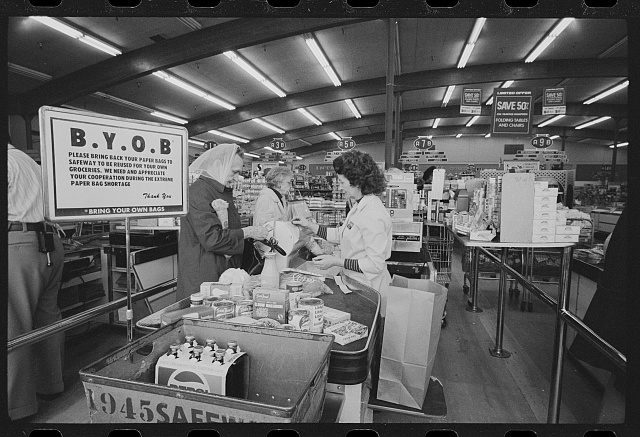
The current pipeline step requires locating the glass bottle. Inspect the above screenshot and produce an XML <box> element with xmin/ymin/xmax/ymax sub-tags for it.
<box><xmin>260</xmin><ymin>252</ymin><xmax>279</xmax><ymax>288</ymax></box>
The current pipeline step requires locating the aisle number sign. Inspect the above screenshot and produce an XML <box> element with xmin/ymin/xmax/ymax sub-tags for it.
<box><xmin>531</xmin><ymin>136</ymin><xmax>554</xmax><ymax>148</ymax></box>
<box><xmin>542</xmin><ymin>87</ymin><xmax>566</xmax><ymax>115</ymax></box>
<box><xmin>460</xmin><ymin>88</ymin><xmax>482</xmax><ymax>115</ymax></box>
<box><xmin>38</xmin><ymin>106</ymin><xmax>188</xmax><ymax>221</ymax></box>
<box><xmin>337</xmin><ymin>138</ymin><xmax>356</xmax><ymax>150</ymax></box>
<box><xmin>270</xmin><ymin>138</ymin><xmax>286</xmax><ymax>150</ymax></box>
<box><xmin>491</xmin><ymin>88</ymin><xmax>534</xmax><ymax>134</ymax></box>
<box><xmin>414</xmin><ymin>137</ymin><xmax>434</xmax><ymax>149</ymax></box>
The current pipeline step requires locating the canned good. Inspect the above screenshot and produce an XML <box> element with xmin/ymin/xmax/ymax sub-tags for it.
<box><xmin>190</xmin><ymin>292</ymin><xmax>204</xmax><ymax>306</ymax></box>
<box><xmin>212</xmin><ymin>299</ymin><xmax>236</xmax><ymax>320</ymax></box>
<box><xmin>286</xmin><ymin>280</ymin><xmax>304</xmax><ymax>293</ymax></box>
<box><xmin>204</xmin><ymin>296</ymin><xmax>220</xmax><ymax>307</ymax></box>
<box><xmin>235</xmin><ymin>299</ymin><xmax>254</xmax><ymax>317</ymax></box>
<box><xmin>288</xmin><ymin>309</ymin><xmax>310</xmax><ymax>331</ymax></box>
<box><xmin>298</xmin><ymin>298</ymin><xmax>324</xmax><ymax>333</ymax></box>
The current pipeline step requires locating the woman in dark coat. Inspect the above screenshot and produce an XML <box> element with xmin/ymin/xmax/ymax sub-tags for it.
<box><xmin>176</xmin><ymin>144</ymin><xmax>268</xmax><ymax>301</ymax></box>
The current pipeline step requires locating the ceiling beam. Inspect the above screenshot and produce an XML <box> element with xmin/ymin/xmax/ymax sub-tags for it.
<box><xmin>9</xmin><ymin>17</ymin><xmax>374</xmax><ymax>115</ymax></box>
<box><xmin>188</xmin><ymin>57</ymin><xmax>627</xmax><ymax>135</ymax></box>
<box><xmin>291</xmin><ymin>125</ymin><xmax>628</xmax><ymax>157</ymax></box>
<box><xmin>244</xmin><ymin>102</ymin><xmax>626</xmax><ymax>151</ymax></box>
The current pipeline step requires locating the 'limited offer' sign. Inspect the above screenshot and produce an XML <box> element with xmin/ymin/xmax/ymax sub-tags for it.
<box><xmin>39</xmin><ymin>106</ymin><xmax>189</xmax><ymax>221</ymax></box>
<box><xmin>491</xmin><ymin>88</ymin><xmax>534</xmax><ymax>135</ymax></box>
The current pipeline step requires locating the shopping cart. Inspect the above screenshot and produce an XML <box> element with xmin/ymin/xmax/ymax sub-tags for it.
<box><xmin>461</xmin><ymin>247</ymin><xmax>525</xmax><ymax>301</ymax></box>
<box><xmin>424</xmin><ymin>223</ymin><xmax>453</xmax><ymax>328</ymax></box>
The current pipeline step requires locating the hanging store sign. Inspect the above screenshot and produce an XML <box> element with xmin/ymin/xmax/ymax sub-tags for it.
<box><xmin>270</xmin><ymin>138</ymin><xmax>286</xmax><ymax>150</ymax></box>
<box><xmin>460</xmin><ymin>88</ymin><xmax>482</xmax><ymax>115</ymax></box>
<box><xmin>281</xmin><ymin>151</ymin><xmax>297</xmax><ymax>162</ymax></box>
<box><xmin>204</xmin><ymin>140</ymin><xmax>217</xmax><ymax>149</ymax></box>
<box><xmin>542</xmin><ymin>87</ymin><xmax>566</xmax><ymax>115</ymax></box>
<box><xmin>491</xmin><ymin>88</ymin><xmax>534</xmax><ymax>135</ymax></box>
<box><xmin>297</xmin><ymin>164</ymin><xmax>306</xmax><ymax>171</ymax></box>
<box><xmin>38</xmin><ymin>106</ymin><xmax>188</xmax><ymax>221</ymax></box>
<box><xmin>337</xmin><ymin>137</ymin><xmax>356</xmax><ymax>150</ymax></box>
<box><xmin>531</xmin><ymin>135</ymin><xmax>554</xmax><ymax>149</ymax></box>
<box><xmin>413</xmin><ymin>137</ymin><xmax>434</xmax><ymax>150</ymax></box>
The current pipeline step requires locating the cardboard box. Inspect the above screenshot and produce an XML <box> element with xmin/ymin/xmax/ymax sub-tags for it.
<box><xmin>532</xmin><ymin>234</ymin><xmax>555</xmax><ymax>243</ymax></box>
<box><xmin>533</xmin><ymin>200</ymin><xmax>555</xmax><ymax>211</ymax></box>
<box><xmin>158</xmin><ymin>217</ymin><xmax>175</xmax><ymax>227</ymax></box>
<box><xmin>555</xmin><ymin>234</ymin><xmax>580</xmax><ymax>243</ymax></box>
<box><xmin>200</xmin><ymin>282</ymin><xmax>231</xmax><ymax>298</ymax></box>
<box><xmin>533</xmin><ymin>210</ymin><xmax>557</xmax><ymax>220</ymax></box>
<box><xmin>252</xmin><ymin>288</ymin><xmax>289</xmax><ymax>325</ymax></box>
<box><xmin>160</xmin><ymin>306</ymin><xmax>216</xmax><ymax>326</ymax></box>
<box><xmin>555</xmin><ymin>225</ymin><xmax>581</xmax><ymax>235</ymax></box>
<box><xmin>534</xmin><ymin>181</ymin><xmax>548</xmax><ymax>189</ymax></box>
<box><xmin>322</xmin><ymin>306</ymin><xmax>351</xmax><ymax>328</ymax></box>
<box><xmin>534</xmin><ymin>196</ymin><xmax>557</xmax><ymax>205</ymax></box>
<box><xmin>324</xmin><ymin>320</ymin><xmax>368</xmax><ymax>346</ymax></box>
<box><xmin>534</xmin><ymin>187</ymin><xmax>559</xmax><ymax>197</ymax></box>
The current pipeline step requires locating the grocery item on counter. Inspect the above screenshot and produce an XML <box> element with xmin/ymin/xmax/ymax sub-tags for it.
<box><xmin>324</xmin><ymin>320</ymin><xmax>369</xmax><ymax>346</ymax></box>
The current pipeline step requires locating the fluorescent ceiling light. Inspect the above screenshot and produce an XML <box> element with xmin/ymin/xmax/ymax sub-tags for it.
<box><xmin>457</xmin><ymin>44</ymin><xmax>475</xmax><ymax>69</ymax></box>
<box><xmin>485</xmin><ymin>133</ymin><xmax>491</xmax><ymax>138</ymax></box>
<box><xmin>296</xmin><ymin>156</ymin><xmax>303</xmax><ymax>160</ymax></box>
<box><xmin>427</xmin><ymin>135</ymin><xmax>433</xmax><ymax>139</ymax></box>
<box><xmin>245</xmin><ymin>152</ymin><xmax>260</xmax><ymax>158</ymax></box>
<box><xmin>550</xmin><ymin>135</ymin><xmax>560</xmax><ymax>140</ymax></box>
<box><xmin>575</xmin><ymin>116</ymin><xmax>611</xmax><ymax>130</ymax></box>
<box><xmin>598</xmin><ymin>37</ymin><xmax>628</xmax><ymax>59</ymax></box>
<box><xmin>7</xmin><ymin>62</ymin><xmax>52</xmax><ymax>81</ymax></box>
<box><xmin>583</xmin><ymin>80</ymin><xmax>629</xmax><ymax>105</ymax></box>
<box><xmin>608</xmin><ymin>142</ymin><xmax>628</xmax><ymax>148</ymax></box>
<box><xmin>458</xmin><ymin>18</ymin><xmax>486</xmax><ymax>69</ymax></box>
<box><xmin>153</xmin><ymin>71</ymin><xmax>235</xmax><ymax>110</ymax></box>
<box><xmin>264</xmin><ymin>147</ymin><xmax>285</xmax><ymax>154</ymax></box>
<box><xmin>432</xmin><ymin>118</ymin><xmax>441</xmax><ymax>129</ymax></box>
<box><xmin>345</xmin><ymin>99</ymin><xmax>362</xmax><ymax>118</ymax></box>
<box><xmin>176</xmin><ymin>17</ymin><xmax>202</xmax><ymax>31</ymax></box>
<box><xmin>189</xmin><ymin>139</ymin><xmax>206</xmax><ymax>146</ymax></box>
<box><xmin>466</xmin><ymin>115</ymin><xmax>480</xmax><ymax>127</ymax></box>
<box><xmin>538</xmin><ymin>114</ymin><xmax>565</xmax><ymax>128</ymax></box>
<box><xmin>31</xmin><ymin>17</ymin><xmax>121</xmax><ymax>56</ymax></box>
<box><xmin>223</xmin><ymin>51</ymin><xmax>286</xmax><ymax>97</ymax></box>
<box><xmin>525</xmin><ymin>18</ymin><xmax>574</xmax><ymax>63</ymax></box>
<box><xmin>31</xmin><ymin>16</ymin><xmax>82</xmax><ymax>38</ymax></box>
<box><xmin>208</xmin><ymin>129</ymin><xmax>249</xmax><ymax>144</ymax></box>
<box><xmin>305</xmin><ymin>35</ymin><xmax>341</xmax><ymax>87</ymax></box>
<box><xmin>485</xmin><ymin>96</ymin><xmax>494</xmax><ymax>106</ymax></box>
<box><xmin>329</xmin><ymin>132</ymin><xmax>341</xmax><ymax>141</ymax></box>
<box><xmin>502</xmin><ymin>80</ymin><xmax>514</xmax><ymax>88</ymax></box>
<box><xmin>252</xmin><ymin>118</ymin><xmax>285</xmax><ymax>134</ymax></box>
<box><xmin>297</xmin><ymin>108</ymin><xmax>322</xmax><ymax>125</ymax></box>
<box><xmin>150</xmin><ymin>111</ymin><xmax>188</xmax><ymax>124</ymax></box>
<box><xmin>442</xmin><ymin>86</ymin><xmax>456</xmax><ymax>107</ymax></box>
<box><xmin>79</xmin><ymin>35</ymin><xmax>122</xmax><ymax>56</ymax></box>
<box><xmin>94</xmin><ymin>92</ymin><xmax>153</xmax><ymax>112</ymax></box>
<box><xmin>456</xmin><ymin>134</ymin><xmax>463</xmax><ymax>138</ymax></box>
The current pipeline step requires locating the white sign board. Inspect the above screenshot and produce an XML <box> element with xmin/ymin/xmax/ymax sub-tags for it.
<box><xmin>39</xmin><ymin>106</ymin><xmax>189</xmax><ymax>221</ymax></box>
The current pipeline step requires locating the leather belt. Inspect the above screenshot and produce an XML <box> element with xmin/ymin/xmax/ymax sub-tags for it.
<box><xmin>7</xmin><ymin>221</ymin><xmax>47</xmax><ymax>232</ymax></box>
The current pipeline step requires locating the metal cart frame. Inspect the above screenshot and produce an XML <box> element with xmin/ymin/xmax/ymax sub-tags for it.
<box><xmin>424</xmin><ymin>222</ymin><xmax>453</xmax><ymax>327</ymax></box>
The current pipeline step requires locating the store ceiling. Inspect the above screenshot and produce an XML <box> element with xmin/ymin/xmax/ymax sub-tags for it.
<box><xmin>7</xmin><ymin>16</ymin><xmax>629</xmax><ymax>157</ymax></box>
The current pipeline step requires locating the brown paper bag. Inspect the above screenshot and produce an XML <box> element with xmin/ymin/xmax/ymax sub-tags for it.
<box><xmin>376</xmin><ymin>275</ymin><xmax>448</xmax><ymax>409</ymax></box>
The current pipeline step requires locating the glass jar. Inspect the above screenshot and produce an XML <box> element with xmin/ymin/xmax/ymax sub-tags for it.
<box><xmin>260</xmin><ymin>252</ymin><xmax>279</xmax><ymax>288</ymax></box>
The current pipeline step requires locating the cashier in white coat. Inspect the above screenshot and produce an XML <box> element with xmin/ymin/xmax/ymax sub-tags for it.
<box><xmin>293</xmin><ymin>150</ymin><xmax>392</xmax><ymax>295</ymax></box>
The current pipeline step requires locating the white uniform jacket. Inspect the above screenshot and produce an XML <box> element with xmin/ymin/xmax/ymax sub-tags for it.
<box><xmin>253</xmin><ymin>187</ymin><xmax>288</xmax><ymax>227</ymax></box>
<box><xmin>325</xmin><ymin>194</ymin><xmax>392</xmax><ymax>293</ymax></box>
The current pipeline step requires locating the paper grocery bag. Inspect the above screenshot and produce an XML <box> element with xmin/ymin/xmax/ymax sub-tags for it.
<box><xmin>376</xmin><ymin>275</ymin><xmax>448</xmax><ymax>409</ymax></box>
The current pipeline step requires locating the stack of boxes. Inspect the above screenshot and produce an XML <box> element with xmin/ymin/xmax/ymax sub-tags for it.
<box><xmin>531</xmin><ymin>181</ymin><xmax>558</xmax><ymax>243</ymax></box>
<box><xmin>555</xmin><ymin>211</ymin><xmax>581</xmax><ymax>243</ymax></box>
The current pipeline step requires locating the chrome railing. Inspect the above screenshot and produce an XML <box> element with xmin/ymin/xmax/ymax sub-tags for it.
<box><xmin>478</xmin><ymin>246</ymin><xmax>625</xmax><ymax>423</ymax></box>
<box><xmin>7</xmin><ymin>279</ymin><xmax>176</xmax><ymax>353</ymax></box>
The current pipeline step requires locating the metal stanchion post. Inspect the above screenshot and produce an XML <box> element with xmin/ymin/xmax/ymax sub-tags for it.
<box><xmin>125</xmin><ymin>217</ymin><xmax>133</xmax><ymax>342</ymax></box>
<box><xmin>547</xmin><ymin>246</ymin><xmax>573</xmax><ymax>423</ymax></box>
<box><xmin>490</xmin><ymin>247</ymin><xmax>511</xmax><ymax>358</ymax></box>
<box><xmin>466</xmin><ymin>246</ymin><xmax>483</xmax><ymax>312</ymax></box>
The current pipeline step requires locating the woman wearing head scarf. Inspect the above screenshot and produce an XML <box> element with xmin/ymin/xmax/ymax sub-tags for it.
<box><xmin>177</xmin><ymin>144</ymin><xmax>269</xmax><ymax>301</ymax></box>
<box><xmin>253</xmin><ymin>166</ymin><xmax>294</xmax><ymax>227</ymax></box>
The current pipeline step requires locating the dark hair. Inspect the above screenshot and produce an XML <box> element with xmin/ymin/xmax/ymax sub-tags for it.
<box><xmin>333</xmin><ymin>150</ymin><xmax>386</xmax><ymax>195</ymax></box>
<box><xmin>423</xmin><ymin>166</ymin><xmax>436</xmax><ymax>182</ymax></box>
<box><xmin>235</xmin><ymin>146</ymin><xmax>245</xmax><ymax>158</ymax></box>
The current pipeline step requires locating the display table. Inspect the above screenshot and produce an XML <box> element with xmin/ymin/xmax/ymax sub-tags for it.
<box><xmin>449</xmin><ymin>228</ymin><xmax>576</xmax><ymax>358</ymax></box>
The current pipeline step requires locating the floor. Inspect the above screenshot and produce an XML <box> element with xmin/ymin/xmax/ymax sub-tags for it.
<box><xmin>15</xmin><ymin>246</ymin><xmax>623</xmax><ymax>426</ymax></box>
